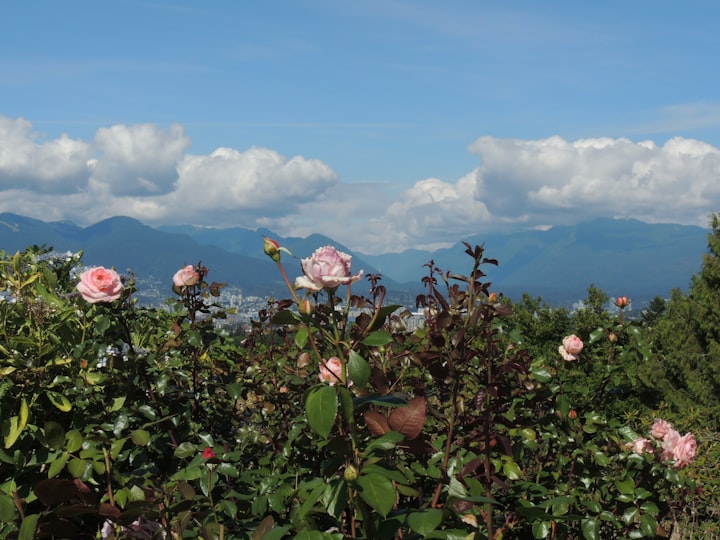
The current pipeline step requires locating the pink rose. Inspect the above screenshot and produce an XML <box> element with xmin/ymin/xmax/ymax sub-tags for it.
<box><xmin>294</xmin><ymin>246</ymin><xmax>363</xmax><ymax>292</ymax></box>
<box><xmin>650</xmin><ymin>418</ymin><xmax>674</xmax><ymax>440</ymax></box>
<box><xmin>660</xmin><ymin>428</ymin><xmax>680</xmax><ymax>461</ymax></box>
<box><xmin>671</xmin><ymin>433</ymin><xmax>697</xmax><ymax>468</ymax></box>
<box><xmin>559</xmin><ymin>334</ymin><xmax>583</xmax><ymax>361</ymax></box>
<box><xmin>76</xmin><ymin>267</ymin><xmax>123</xmax><ymax>303</ymax></box>
<box><xmin>173</xmin><ymin>265</ymin><xmax>200</xmax><ymax>287</ymax></box>
<box><xmin>627</xmin><ymin>437</ymin><xmax>653</xmax><ymax>454</ymax></box>
<box><xmin>319</xmin><ymin>356</ymin><xmax>350</xmax><ymax>386</ymax></box>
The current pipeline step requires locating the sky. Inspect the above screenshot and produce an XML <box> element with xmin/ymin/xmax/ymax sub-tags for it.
<box><xmin>1</xmin><ymin>1</ymin><xmax>720</xmax><ymax>254</ymax></box>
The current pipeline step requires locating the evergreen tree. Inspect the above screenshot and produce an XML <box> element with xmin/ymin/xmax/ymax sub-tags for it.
<box><xmin>650</xmin><ymin>213</ymin><xmax>720</xmax><ymax>426</ymax></box>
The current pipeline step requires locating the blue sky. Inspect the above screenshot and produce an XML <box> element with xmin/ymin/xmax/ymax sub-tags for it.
<box><xmin>1</xmin><ymin>1</ymin><xmax>720</xmax><ymax>253</ymax></box>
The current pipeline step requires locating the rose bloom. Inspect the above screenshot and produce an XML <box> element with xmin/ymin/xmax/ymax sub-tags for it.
<box><xmin>627</xmin><ymin>437</ymin><xmax>654</xmax><ymax>454</ymax></box>
<box><xmin>76</xmin><ymin>267</ymin><xmax>123</xmax><ymax>303</ymax></box>
<box><xmin>319</xmin><ymin>356</ymin><xmax>351</xmax><ymax>386</ymax></box>
<box><xmin>173</xmin><ymin>265</ymin><xmax>200</xmax><ymax>287</ymax></box>
<box><xmin>558</xmin><ymin>334</ymin><xmax>583</xmax><ymax>361</ymax></box>
<box><xmin>202</xmin><ymin>447</ymin><xmax>216</xmax><ymax>459</ymax></box>
<box><xmin>671</xmin><ymin>433</ymin><xmax>697</xmax><ymax>468</ymax></box>
<box><xmin>294</xmin><ymin>246</ymin><xmax>363</xmax><ymax>292</ymax></box>
<box><xmin>660</xmin><ymin>429</ymin><xmax>680</xmax><ymax>462</ymax></box>
<box><xmin>650</xmin><ymin>418</ymin><xmax>674</xmax><ymax>440</ymax></box>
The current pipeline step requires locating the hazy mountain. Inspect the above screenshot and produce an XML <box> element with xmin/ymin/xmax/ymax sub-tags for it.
<box><xmin>0</xmin><ymin>213</ymin><xmax>710</xmax><ymax>307</ymax></box>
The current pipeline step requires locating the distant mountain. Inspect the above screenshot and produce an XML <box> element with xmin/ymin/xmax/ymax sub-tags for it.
<box><xmin>361</xmin><ymin>218</ymin><xmax>710</xmax><ymax>306</ymax></box>
<box><xmin>0</xmin><ymin>213</ymin><xmax>711</xmax><ymax>307</ymax></box>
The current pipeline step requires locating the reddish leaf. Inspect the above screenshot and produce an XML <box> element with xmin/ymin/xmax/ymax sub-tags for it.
<box><xmin>364</xmin><ymin>411</ymin><xmax>391</xmax><ymax>436</ymax></box>
<box><xmin>34</xmin><ymin>479</ymin><xmax>79</xmax><ymax>507</ymax></box>
<box><xmin>388</xmin><ymin>397</ymin><xmax>426</xmax><ymax>440</ymax></box>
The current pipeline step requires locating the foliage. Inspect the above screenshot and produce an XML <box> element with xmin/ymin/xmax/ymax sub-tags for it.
<box><xmin>643</xmin><ymin>213</ymin><xmax>720</xmax><ymax>428</ymax></box>
<box><xmin>0</xmin><ymin>239</ymin><xmax>711</xmax><ymax>539</ymax></box>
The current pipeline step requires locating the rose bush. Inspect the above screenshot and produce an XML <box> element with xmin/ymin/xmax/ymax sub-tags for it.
<box><xmin>0</xmin><ymin>243</ymin><xmax>713</xmax><ymax>539</ymax></box>
<box><xmin>76</xmin><ymin>266</ymin><xmax>123</xmax><ymax>303</ymax></box>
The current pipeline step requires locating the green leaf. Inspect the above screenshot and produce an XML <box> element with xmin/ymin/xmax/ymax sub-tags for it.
<box><xmin>67</xmin><ymin>458</ymin><xmax>89</xmax><ymax>478</ymax></box>
<box><xmin>588</xmin><ymin>328</ymin><xmax>605</xmax><ymax>343</ymax></box>
<box><xmin>502</xmin><ymin>458</ymin><xmax>522</xmax><ymax>481</ymax></box>
<box><xmin>531</xmin><ymin>367</ymin><xmax>552</xmax><ymax>383</ymax></box>
<box><xmin>270</xmin><ymin>309</ymin><xmax>301</xmax><ymax>325</ymax></box>
<box><xmin>43</xmin><ymin>421</ymin><xmax>65</xmax><ymax>450</ymax></box>
<box><xmin>408</xmin><ymin>509</ymin><xmax>444</xmax><ymax>535</ymax></box>
<box><xmin>294</xmin><ymin>326</ymin><xmax>309</xmax><ymax>349</ymax></box>
<box><xmin>361</xmin><ymin>330</ymin><xmax>393</xmax><ymax>346</ymax></box>
<box><xmin>532</xmin><ymin>521</ymin><xmax>551</xmax><ymax>538</ymax></box>
<box><xmin>130</xmin><ymin>429</ymin><xmax>150</xmax><ymax>446</ymax></box>
<box><xmin>639</xmin><ymin>514</ymin><xmax>658</xmax><ymax>537</ymax></box>
<box><xmin>46</xmin><ymin>391</ymin><xmax>72</xmax><ymax>412</ymax></box>
<box><xmin>347</xmin><ymin>350</ymin><xmax>370</xmax><ymax>388</ymax></box>
<box><xmin>65</xmin><ymin>429</ymin><xmax>83</xmax><ymax>452</ymax></box>
<box><xmin>365</xmin><ymin>431</ymin><xmax>405</xmax><ymax>454</ymax></box>
<box><xmin>227</xmin><ymin>382</ymin><xmax>243</xmax><ymax>400</ymax></box>
<box><xmin>615</xmin><ymin>477</ymin><xmax>635</xmax><ymax>495</ymax></box>
<box><xmin>305</xmin><ymin>385</ymin><xmax>338</xmax><ymax>439</ymax></box>
<box><xmin>174</xmin><ymin>442</ymin><xmax>198</xmax><ymax>458</ymax></box>
<box><xmin>356</xmin><ymin>472</ymin><xmax>395</xmax><ymax>517</ymax></box>
<box><xmin>581</xmin><ymin>518</ymin><xmax>600</xmax><ymax>540</ymax></box>
<box><xmin>0</xmin><ymin>492</ymin><xmax>16</xmax><ymax>522</ymax></box>
<box><xmin>18</xmin><ymin>513</ymin><xmax>39</xmax><ymax>540</ymax></box>
<box><xmin>47</xmin><ymin>452</ymin><xmax>69</xmax><ymax>478</ymax></box>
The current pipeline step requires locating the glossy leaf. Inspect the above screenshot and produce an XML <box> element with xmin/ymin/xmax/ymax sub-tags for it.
<box><xmin>356</xmin><ymin>472</ymin><xmax>395</xmax><ymax>517</ymax></box>
<box><xmin>305</xmin><ymin>385</ymin><xmax>338</xmax><ymax>439</ymax></box>
<box><xmin>388</xmin><ymin>396</ymin><xmax>426</xmax><ymax>439</ymax></box>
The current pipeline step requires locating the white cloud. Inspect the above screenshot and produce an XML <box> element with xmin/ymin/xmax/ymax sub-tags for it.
<box><xmin>356</xmin><ymin>135</ymin><xmax>720</xmax><ymax>252</ymax></box>
<box><xmin>88</xmin><ymin>123</ymin><xmax>190</xmax><ymax>196</ymax></box>
<box><xmin>0</xmin><ymin>116</ymin><xmax>92</xmax><ymax>192</ymax></box>
<box><xmin>1</xmin><ymin>115</ymin><xmax>719</xmax><ymax>254</ymax></box>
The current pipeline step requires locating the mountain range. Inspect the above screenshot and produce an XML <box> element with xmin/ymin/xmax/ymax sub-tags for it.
<box><xmin>0</xmin><ymin>212</ymin><xmax>710</xmax><ymax>308</ymax></box>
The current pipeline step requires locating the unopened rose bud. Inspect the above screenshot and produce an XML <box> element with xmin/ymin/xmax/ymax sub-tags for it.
<box><xmin>568</xmin><ymin>409</ymin><xmax>577</xmax><ymax>419</ymax></box>
<box><xmin>488</xmin><ymin>292</ymin><xmax>497</xmax><ymax>303</ymax></box>
<box><xmin>263</xmin><ymin>236</ymin><xmax>281</xmax><ymax>262</ymax></box>
<box><xmin>608</xmin><ymin>332</ymin><xmax>617</xmax><ymax>343</ymax></box>
<box><xmin>299</xmin><ymin>298</ymin><xmax>314</xmax><ymax>316</ymax></box>
<box><xmin>614</xmin><ymin>296</ymin><xmax>629</xmax><ymax>309</ymax></box>
<box><xmin>344</xmin><ymin>464</ymin><xmax>359</xmax><ymax>482</ymax></box>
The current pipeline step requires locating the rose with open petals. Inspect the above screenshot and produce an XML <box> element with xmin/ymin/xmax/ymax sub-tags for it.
<box><xmin>319</xmin><ymin>356</ymin><xmax>351</xmax><ymax>386</ymax></box>
<box><xmin>294</xmin><ymin>245</ymin><xmax>363</xmax><ymax>292</ymax></box>
<box><xmin>173</xmin><ymin>265</ymin><xmax>200</xmax><ymax>287</ymax></box>
<box><xmin>558</xmin><ymin>334</ymin><xmax>583</xmax><ymax>361</ymax></box>
<box><xmin>671</xmin><ymin>433</ymin><xmax>697</xmax><ymax>468</ymax></box>
<box><xmin>76</xmin><ymin>267</ymin><xmax>123</xmax><ymax>303</ymax></box>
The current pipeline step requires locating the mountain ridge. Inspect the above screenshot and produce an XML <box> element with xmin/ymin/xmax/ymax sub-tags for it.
<box><xmin>0</xmin><ymin>213</ymin><xmax>710</xmax><ymax>307</ymax></box>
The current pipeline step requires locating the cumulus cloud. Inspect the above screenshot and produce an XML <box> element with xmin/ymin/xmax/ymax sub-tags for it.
<box><xmin>375</xmin><ymin>135</ymin><xmax>720</xmax><ymax>251</ymax></box>
<box><xmin>1</xmin><ymin>115</ymin><xmax>719</xmax><ymax>254</ymax></box>
<box><xmin>0</xmin><ymin>116</ymin><xmax>92</xmax><ymax>192</ymax></box>
<box><xmin>0</xmin><ymin>115</ymin><xmax>338</xmax><ymax>229</ymax></box>
<box><xmin>88</xmin><ymin>123</ymin><xmax>190</xmax><ymax>196</ymax></box>
<box><xmin>164</xmin><ymin>146</ymin><xmax>337</xmax><ymax>223</ymax></box>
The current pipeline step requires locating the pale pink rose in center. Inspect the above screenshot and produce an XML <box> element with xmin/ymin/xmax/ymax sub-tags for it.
<box><xmin>294</xmin><ymin>246</ymin><xmax>363</xmax><ymax>292</ymax></box>
<box><xmin>76</xmin><ymin>267</ymin><xmax>123</xmax><ymax>303</ymax></box>
<box><xmin>660</xmin><ymin>428</ymin><xmax>680</xmax><ymax>462</ymax></box>
<box><xmin>558</xmin><ymin>334</ymin><xmax>583</xmax><ymax>361</ymax></box>
<box><xmin>319</xmin><ymin>356</ymin><xmax>351</xmax><ymax>386</ymax></box>
<box><xmin>671</xmin><ymin>433</ymin><xmax>697</xmax><ymax>468</ymax></box>
<box><xmin>173</xmin><ymin>265</ymin><xmax>200</xmax><ymax>287</ymax></box>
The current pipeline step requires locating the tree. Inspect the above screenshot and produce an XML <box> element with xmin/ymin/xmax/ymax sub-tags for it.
<box><xmin>650</xmin><ymin>213</ymin><xmax>720</xmax><ymax>426</ymax></box>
